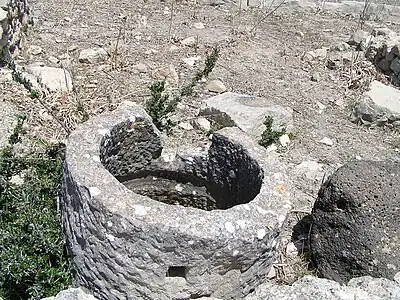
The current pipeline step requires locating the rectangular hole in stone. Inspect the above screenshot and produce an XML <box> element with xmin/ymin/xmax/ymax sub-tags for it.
<box><xmin>166</xmin><ymin>266</ymin><xmax>187</xmax><ymax>278</ymax></box>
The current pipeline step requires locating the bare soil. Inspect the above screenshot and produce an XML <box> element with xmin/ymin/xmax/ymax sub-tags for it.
<box><xmin>2</xmin><ymin>0</ymin><xmax>400</xmax><ymax>285</ymax></box>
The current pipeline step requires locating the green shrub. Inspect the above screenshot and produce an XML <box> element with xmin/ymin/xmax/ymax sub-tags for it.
<box><xmin>0</xmin><ymin>116</ymin><xmax>72</xmax><ymax>299</ymax></box>
<box><xmin>145</xmin><ymin>80</ymin><xmax>177</xmax><ymax>132</ymax></box>
<box><xmin>259</xmin><ymin>116</ymin><xmax>284</xmax><ymax>148</ymax></box>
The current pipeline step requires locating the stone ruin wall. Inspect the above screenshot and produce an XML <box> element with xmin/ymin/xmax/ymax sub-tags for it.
<box><xmin>0</xmin><ymin>0</ymin><xmax>30</xmax><ymax>63</ymax></box>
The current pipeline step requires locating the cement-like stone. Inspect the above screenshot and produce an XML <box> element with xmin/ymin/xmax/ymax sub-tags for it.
<box><xmin>199</xmin><ymin>92</ymin><xmax>293</xmax><ymax>141</ymax></box>
<box><xmin>62</xmin><ymin>102</ymin><xmax>292</xmax><ymax>300</ymax></box>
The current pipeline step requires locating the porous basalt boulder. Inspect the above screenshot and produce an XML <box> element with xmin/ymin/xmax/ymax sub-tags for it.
<box><xmin>61</xmin><ymin>102</ymin><xmax>292</xmax><ymax>300</ymax></box>
<box><xmin>310</xmin><ymin>160</ymin><xmax>400</xmax><ymax>284</ymax></box>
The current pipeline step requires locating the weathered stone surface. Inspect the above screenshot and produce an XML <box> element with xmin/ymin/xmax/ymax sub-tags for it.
<box><xmin>310</xmin><ymin>160</ymin><xmax>400</xmax><ymax>284</ymax></box>
<box><xmin>199</xmin><ymin>92</ymin><xmax>293</xmax><ymax>141</ymax></box>
<box><xmin>352</xmin><ymin>80</ymin><xmax>400</xmax><ymax>126</ymax></box>
<box><xmin>25</xmin><ymin>65</ymin><xmax>73</xmax><ymax>92</ymax></box>
<box><xmin>41</xmin><ymin>288</ymin><xmax>98</xmax><ymax>300</ymax></box>
<box><xmin>0</xmin><ymin>101</ymin><xmax>18</xmax><ymax>147</ymax></box>
<box><xmin>0</xmin><ymin>0</ymin><xmax>30</xmax><ymax>60</ymax></box>
<box><xmin>62</xmin><ymin>102</ymin><xmax>292</xmax><ymax>300</ymax></box>
<box><xmin>78</xmin><ymin>47</ymin><xmax>108</xmax><ymax>63</ymax></box>
<box><xmin>244</xmin><ymin>273</ymin><xmax>400</xmax><ymax>300</ymax></box>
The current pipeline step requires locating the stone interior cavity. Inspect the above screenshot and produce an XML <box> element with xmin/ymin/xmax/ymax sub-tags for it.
<box><xmin>100</xmin><ymin>117</ymin><xmax>264</xmax><ymax>211</ymax></box>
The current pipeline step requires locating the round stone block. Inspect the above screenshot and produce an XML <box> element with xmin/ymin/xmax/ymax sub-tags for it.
<box><xmin>61</xmin><ymin>102</ymin><xmax>292</xmax><ymax>300</ymax></box>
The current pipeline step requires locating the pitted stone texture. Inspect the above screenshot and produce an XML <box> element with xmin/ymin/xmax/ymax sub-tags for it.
<box><xmin>62</xmin><ymin>102</ymin><xmax>292</xmax><ymax>300</ymax></box>
<box><xmin>0</xmin><ymin>0</ymin><xmax>30</xmax><ymax>61</ymax></box>
<box><xmin>310</xmin><ymin>160</ymin><xmax>400</xmax><ymax>284</ymax></box>
<box><xmin>200</xmin><ymin>92</ymin><xmax>293</xmax><ymax>141</ymax></box>
<box><xmin>244</xmin><ymin>273</ymin><xmax>400</xmax><ymax>300</ymax></box>
<box><xmin>0</xmin><ymin>101</ymin><xmax>18</xmax><ymax>147</ymax></box>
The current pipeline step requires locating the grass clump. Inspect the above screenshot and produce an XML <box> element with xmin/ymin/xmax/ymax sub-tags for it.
<box><xmin>258</xmin><ymin>116</ymin><xmax>285</xmax><ymax>148</ymax></box>
<box><xmin>0</xmin><ymin>116</ymin><xmax>72</xmax><ymax>299</ymax></box>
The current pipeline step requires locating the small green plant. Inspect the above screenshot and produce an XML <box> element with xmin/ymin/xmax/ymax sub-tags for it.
<box><xmin>12</xmin><ymin>68</ymin><xmax>40</xmax><ymax>99</ymax></box>
<box><xmin>258</xmin><ymin>116</ymin><xmax>285</xmax><ymax>148</ymax></box>
<box><xmin>180</xmin><ymin>46</ymin><xmax>219</xmax><ymax>97</ymax></box>
<box><xmin>145</xmin><ymin>81</ymin><xmax>177</xmax><ymax>132</ymax></box>
<box><xmin>0</xmin><ymin>117</ymin><xmax>72</xmax><ymax>299</ymax></box>
<box><xmin>77</xmin><ymin>101</ymin><xmax>89</xmax><ymax>122</ymax></box>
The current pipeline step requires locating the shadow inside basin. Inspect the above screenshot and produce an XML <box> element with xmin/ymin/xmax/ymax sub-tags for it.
<box><xmin>100</xmin><ymin>118</ymin><xmax>264</xmax><ymax>211</ymax></box>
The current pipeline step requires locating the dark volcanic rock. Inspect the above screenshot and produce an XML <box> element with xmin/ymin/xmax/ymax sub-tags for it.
<box><xmin>310</xmin><ymin>160</ymin><xmax>400</xmax><ymax>284</ymax></box>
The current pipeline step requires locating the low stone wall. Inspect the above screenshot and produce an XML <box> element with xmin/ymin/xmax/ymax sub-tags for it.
<box><xmin>0</xmin><ymin>0</ymin><xmax>30</xmax><ymax>63</ymax></box>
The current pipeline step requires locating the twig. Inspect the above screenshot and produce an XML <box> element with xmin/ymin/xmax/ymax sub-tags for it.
<box><xmin>250</xmin><ymin>0</ymin><xmax>286</xmax><ymax>35</ymax></box>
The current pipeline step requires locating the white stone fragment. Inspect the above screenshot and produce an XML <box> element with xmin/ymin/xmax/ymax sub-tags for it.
<box><xmin>133</xmin><ymin>205</ymin><xmax>147</xmax><ymax>216</ymax></box>
<box><xmin>257</xmin><ymin>229</ymin><xmax>266</xmax><ymax>240</ymax></box>
<box><xmin>225</xmin><ymin>222</ymin><xmax>235</xmax><ymax>233</ymax></box>
<box><xmin>98</xmin><ymin>129</ymin><xmax>110</xmax><ymax>136</ymax></box>
<box><xmin>92</xmin><ymin>155</ymin><xmax>100</xmax><ymax>162</ymax></box>
<box><xmin>89</xmin><ymin>187</ymin><xmax>101</xmax><ymax>197</ymax></box>
<box><xmin>319</xmin><ymin>137</ymin><xmax>334</xmax><ymax>146</ymax></box>
<box><xmin>175</xmin><ymin>184</ymin><xmax>184</xmax><ymax>192</ymax></box>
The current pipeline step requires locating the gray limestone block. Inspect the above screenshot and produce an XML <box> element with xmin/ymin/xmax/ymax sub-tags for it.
<box><xmin>310</xmin><ymin>160</ymin><xmax>400</xmax><ymax>284</ymax></box>
<box><xmin>352</xmin><ymin>80</ymin><xmax>400</xmax><ymax>126</ymax></box>
<box><xmin>61</xmin><ymin>101</ymin><xmax>292</xmax><ymax>300</ymax></box>
<box><xmin>199</xmin><ymin>92</ymin><xmax>293</xmax><ymax>142</ymax></box>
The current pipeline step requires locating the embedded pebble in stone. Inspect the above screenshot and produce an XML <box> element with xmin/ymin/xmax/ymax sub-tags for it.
<box><xmin>205</xmin><ymin>79</ymin><xmax>227</xmax><ymax>93</ymax></box>
<box><xmin>181</xmin><ymin>36</ymin><xmax>196</xmax><ymax>46</ymax></box>
<box><xmin>175</xmin><ymin>184</ymin><xmax>184</xmax><ymax>192</ymax></box>
<box><xmin>319</xmin><ymin>137</ymin><xmax>334</xmax><ymax>146</ymax></box>
<box><xmin>257</xmin><ymin>229</ymin><xmax>266</xmax><ymax>240</ymax></box>
<box><xmin>134</xmin><ymin>205</ymin><xmax>147</xmax><ymax>216</ymax></box>
<box><xmin>92</xmin><ymin>155</ymin><xmax>100</xmax><ymax>162</ymax></box>
<box><xmin>89</xmin><ymin>187</ymin><xmax>101</xmax><ymax>197</ymax></box>
<box><xmin>225</xmin><ymin>222</ymin><xmax>235</xmax><ymax>233</ymax></box>
<box><xmin>311</xmin><ymin>72</ymin><xmax>320</xmax><ymax>82</ymax></box>
<box><xmin>233</xmin><ymin>250</ymin><xmax>239</xmax><ymax>256</ymax></box>
<box><xmin>279</xmin><ymin>134</ymin><xmax>290</xmax><ymax>147</ymax></box>
<box><xmin>97</xmin><ymin>129</ymin><xmax>110</xmax><ymax>136</ymax></box>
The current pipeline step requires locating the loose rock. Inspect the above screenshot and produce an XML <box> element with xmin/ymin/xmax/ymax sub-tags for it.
<box><xmin>205</xmin><ymin>79</ymin><xmax>227</xmax><ymax>93</ymax></box>
<box><xmin>311</xmin><ymin>160</ymin><xmax>400</xmax><ymax>283</ymax></box>
<box><xmin>78</xmin><ymin>47</ymin><xmax>108</xmax><ymax>64</ymax></box>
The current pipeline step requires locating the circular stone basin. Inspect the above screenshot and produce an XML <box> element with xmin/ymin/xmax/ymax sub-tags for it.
<box><xmin>61</xmin><ymin>102</ymin><xmax>292</xmax><ymax>300</ymax></box>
